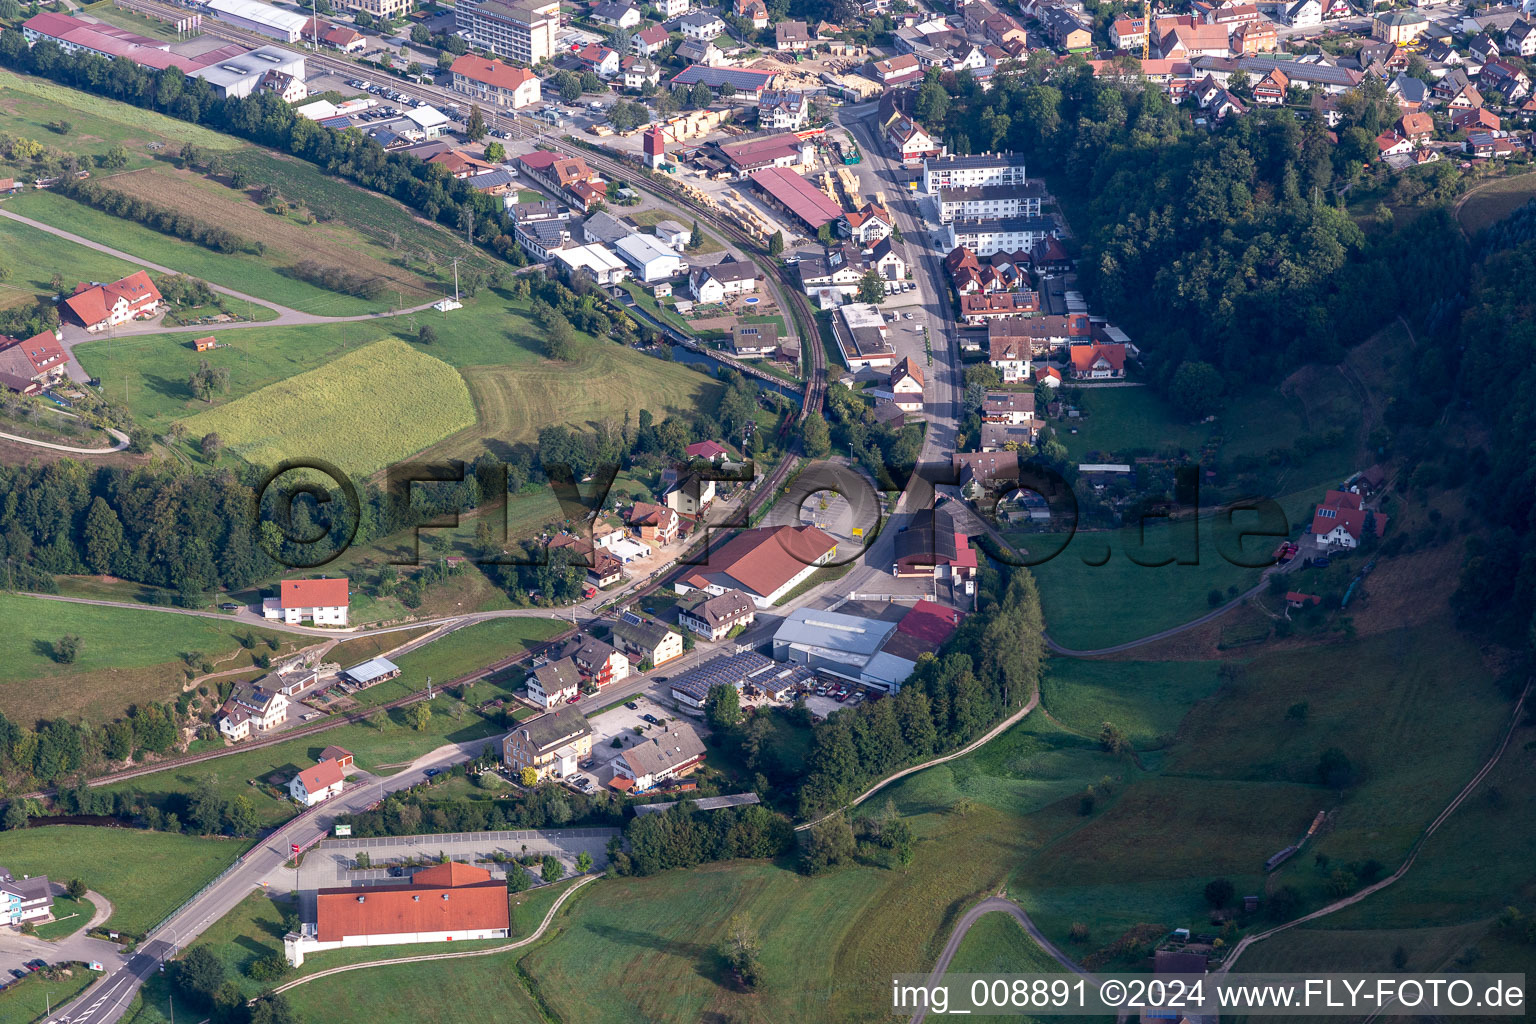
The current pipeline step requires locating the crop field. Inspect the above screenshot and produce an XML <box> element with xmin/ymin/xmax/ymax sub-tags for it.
<box><xmin>0</xmin><ymin>215</ymin><xmax>139</xmax><ymax>309</ymax></box>
<box><xmin>0</xmin><ymin>592</ymin><xmax>302</xmax><ymax>727</ymax></box>
<box><xmin>179</xmin><ymin>339</ymin><xmax>476</xmax><ymax>476</ymax></box>
<box><xmin>99</xmin><ymin>166</ymin><xmax>441</xmax><ymax>302</ymax></box>
<box><xmin>0</xmin><ymin>826</ymin><xmax>246</xmax><ymax>936</ymax></box>
<box><xmin>1456</xmin><ymin>172</ymin><xmax>1536</xmax><ymax>237</ymax></box>
<box><xmin>80</xmin><ymin>288</ymin><xmax>725</xmax><ymax>458</ymax></box>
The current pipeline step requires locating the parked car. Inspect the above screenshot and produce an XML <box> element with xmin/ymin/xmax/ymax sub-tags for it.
<box><xmin>642</xmin><ymin>713</ymin><xmax>659</xmax><ymax>724</ymax></box>
<box><xmin>625</xmin><ymin>701</ymin><xmax>639</xmax><ymax>710</ymax></box>
<box><xmin>387</xmin><ymin>866</ymin><xmax>404</xmax><ymax>877</ymax></box>
<box><xmin>904</xmin><ymin>312</ymin><xmax>914</xmax><ymax>319</ymax></box>
<box><xmin>423</xmin><ymin>767</ymin><xmax>440</xmax><ymax>778</ymax></box>
<box><xmin>566</xmin><ymin>695</ymin><xmax>581</xmax><ymax>704</ymax></box>
<box><xmin>10</xmin><ymin>969</ymin><xmax>26</xmax><ymax>980</ymax></box>
<box><xmin>25</xmin><ymin>960</ymin><xmax>46</xmax><ymax>971</ymax></box>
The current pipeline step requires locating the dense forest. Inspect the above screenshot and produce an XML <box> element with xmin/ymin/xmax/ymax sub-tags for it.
<box><xmin>922</xmin><ymin>62</ymin><xmax>1463</xmax><ymax>388</ymax></box>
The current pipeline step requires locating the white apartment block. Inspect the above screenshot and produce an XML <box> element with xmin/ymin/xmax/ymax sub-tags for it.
<box><xmin>937</xmin><ymin>184</ymin><xmax>1044</xmax><ymax>224</ymax></box>
<box><xmin>944</xmin><ymin>217</ymin><xmax>1057</xmax><ymax>257</ymax></box>
<box><xmin>457</xmin><ymin>0</ymin><xmax>558</xmax><ymax>64</ymax></box>
<box><xmin>922</xmin><ymin>152</ymin><xmax>1029</xmax><ymax>193</ymax></box>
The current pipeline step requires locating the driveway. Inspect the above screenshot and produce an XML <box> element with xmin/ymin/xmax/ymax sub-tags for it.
<box><xmin>0</xmin><ymin>886</ymin><xmax>124</xmax><ymax>978</ymax></box>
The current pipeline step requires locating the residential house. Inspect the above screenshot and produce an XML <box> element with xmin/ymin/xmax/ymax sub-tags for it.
<box><xmin>632</xmin><ymin>24</ymin><xmax>669</xmax><ymax>56</ymax></box>
<box><xmin>1396</xmin><ymin>111</ymin><xmax>1434</xmax><ymax>141</ymax></box>
<box><xmin>1160</xmin><ymin>22</ymin><xmax>1231</xmax><ymax>59</ymax></box>
<box><xmin>1481</xmin><ymin>57</ymin><xmax>1531</xmax><ymax>101</ymax></box>
<box><xmin>1452</xmin><ymin>106</ymin><xmax>1501</xmax><ymax>131</ymax></box>
<box><xmin>264</xmin><ymin>577</ymin><xmax>349</xmax><ymax>626</ymax></box>
<box><xmin>663</xmin><ymin>471</ymin><xmax>717</xmax><ymax>516</ymax></box>
<box><xmin>1252</xmin><ymin>67</ymin><xmax>1289</xmax><ymax>104</ymax></box>
<box><xmin>450</xmin><ymin>55</ymin><xmax>542</xmax><ymax>109</ymax></box>
<box><xmin>289</xmin><ymin>756</ymin><xmax>345</xmax><ymax>806</ymax></box>
<box><xmin>502</xmin><ymin>706</ymin><xmax>592</xmax><ymax>780</ymax></box>
<box><xmin>730</xmin><ymin>322</ymin><xmax>779</xmax><ymax>358</ymax></box>
<box><xmin>628</xmin><ymin>501</ymin><xmax>680</xmax><ymax>546</ymax></box>
<box><xmin>890</xmin><ymin>357</ymin><xmax>924</xmax><ymax>412</ymax></box>
<box><xmin>1310</xmin><ymin>489</ymin><xmax>1387</xmax><ymax>550</ymax></box>
<box><xmin>886</xmin><ymin>114</ymin><xmax>944</xmax><ymax>163</ymax></box>
<box><xmin>322</xmin><ymin>25</ymin><xmax>365</xmax><ymax>50</ymax></box>
<box><xmin>1110</xmin><ymin>15</ymin><xmax>1148</xmax><ymax>49</ymax></box>
<box><xmin>611</xmin><ymin>723</ymin><xmax>706</xmax><ymax>792</ymax></box>
<box><xmin>576</xmin><ymin>42</ymin><xmax>621</xmax><ymax>77</ymax></box>
<box><xmin>62</xmin><ymin>271</ymin><xmax>163</xmax><ymax>332</ymax></box>
<box><xmin>775</xmin><ymin>19</ymin><xmax>814</xmax><ymax>50</ymax></box>
<box><xmin>0</xmin><ymin>331</ymin><xmax>67</xmax><ymax>395</ymax></box>
<box><xmin>1466</xmin><ymin>131</ymin><xmax>1520</xmax><ymax>158</ymax></box>
<box><xmin>758</xmin><ymin>89</ymin><xmax>809</xmax><ymax>130</ymax></box>
<box><xmin>1038</xmin><ymin>5</ymin><xmax>1092</xmax><ymax>51</ymax></box>
<box><xmin>869</xmin><ymin>236</ymin><xmax>907</xmax><ymax>281</ymax></box>
<box><xmin>1232</xmin><ymin>18</ymin><xmax>1276</xmax><ymax>52</ymax></box>
<box><xmin>610</xmin><ymin>616</ymin><xmax>685</xmax><ymax>667</ymax></box>
<box><xmin>1469</xmin><ymin>30</ymin><xmax>1500</xmax><ymax>62</ymax></box>
<box><xmin>218</xmin><ymin>678</ymin><xmax>290</xmax><ymax>740</ymax></box>
<box><xmin>689</xmin><ymin>258</ymin><xmax>759</xmax><ymax>301</ymax></box>
<box><xmin>526</xmin><ymin>658</ymin><xmax>582</xmax><ymax>708</ymax></box>
<box><xmin>870</xmin><ymin>53</ymin><xmax>924</xmax><ymax>86</ymax></box>
<box><xmin>675</xmin><ymin>38</ymin><xmax>723</xmax><ymax>65</ymax></box>
<box><xmin>844</xmin><ymin>202</ymin><xmax>894</xmax><ymax>244</ymax></box>
<box><xmin>566</xmin><ymin>635</ymin><xmax>630</xmax><ymax>686</ymax></box>
<box><xmin>735</xmin><ymin>0</ymin><xmax>768</xmax><ymax>28</ymax></box>
<box><xmin>0</xmin><ymin>869</ymin><xmax>52</xmax><ymax>927</ymax></box>
<box><xmin>982</xmin><ymin>390</ymin><xmax>1038</xmax><ymax>429</ymax></box>
<box><xmin>989</xmin><ymin>335</ymin><xmax>1031</xmax><ymax>382</ymax></box>
<box><xmin>1069</xmin><ymin>342</ymin><xmax>1126</xmax><ymax>379</ymax></box>
<box><xmin>1390</xmin><ymin>72</ymin><xmax>1429</xmax><ymax>110</ymax></box>
<box><xmin>678</xmin><ymin>588</ymin><xmax>757</xmax><ymax>640</ymax></box>
<box><xmin>621</xmin><ymin>56</ymin><xmax>661</xmax><ymax>89</ymax></box>
<box><xmin>679</xmin><ymin>10</ymin><xmax>724</xmax><ymax>39</ymax></box>
<box><xmin>686</xmin><ymin>439</ymin><xmax>730</xmax><ymax>461</ymax></box>
<box><xmin>590</xmin><ymin>1</ymin><xmax>640</xmax><ymax>28</ymax></box>
<box><xmin>1507</xmin><ymin>18</ymin><xmax>1536</xmax><ymax>57</ymax></box>
<box><xmin>960</xmin><ymin>292</ymin><xmax>1039</xmax><ymax>323</ymax></box>
<box><xmin>1285</xmin><ymin>0</ymin><xmax>1322</xmax><ymax>26</ymax></box>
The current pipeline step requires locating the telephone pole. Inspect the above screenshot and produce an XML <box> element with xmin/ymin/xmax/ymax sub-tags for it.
<box><xmin>452</xmin><ymin>257</ymin><xmax>461</xmax><ymax>302</ymax></box>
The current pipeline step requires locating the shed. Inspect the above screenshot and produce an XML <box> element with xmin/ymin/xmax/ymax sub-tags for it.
<box><xmin>193</xmin><ymin>336</ymin><xmax>217</xmax><ymax>351</ymax></box>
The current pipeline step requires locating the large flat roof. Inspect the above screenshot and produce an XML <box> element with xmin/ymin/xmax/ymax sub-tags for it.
<box><xmin>748</xmin><ymin>167</ymin><xmax>843</xmax><ymax>228</ymax></box>
<box><xmin>774</xmin><ymin>607</ymin><xmax>897</xmax><ymax>657</ymax></box>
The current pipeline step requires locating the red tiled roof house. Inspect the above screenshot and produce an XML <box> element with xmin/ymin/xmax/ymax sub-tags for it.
<box><xmin>63</xmin><ymin>271</ymin><xmax>162</xmax><ymax>332</ymax></box>
<box><xmin>265</xmin><ymin>577</ymin><xmax>350</xmax><ymax>626</ymax></box>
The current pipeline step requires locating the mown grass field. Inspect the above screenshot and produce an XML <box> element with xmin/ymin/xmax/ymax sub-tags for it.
<box><xmin>1456</xmin><ymin>172</ymin><xmax>1536</xmax><ymax>238</ymax></box>
<box><xmin>179</xmin><ymin>339</ymin><xmax>476</xmax><ymax>476</ymax></box>
<box><xmin>0</xmin><ymin>827</ymin><xmax>246</xmax><ymax>936</ymax></box>
<box><xmin>1039</xmin><ymin>658</ymin><xmax>1225</xmax><ymax>750</ymax></box>
<box><xmin>0</xmin><ymin>592</ymin><xmax>302</xmax><ymax>727</ymax></box>
<box><xmin>6</xmin><ymin>190</ymin><xmax>376</xmax><ymax>317</ymax></box>
<box><xmin>0</xmin><ymin>215</ymin><xmax>138</xmax><ymax>310</ymax></box>
<box><xmin>32</xmin><ymin>893</ymin><xmax>97</xmax><ymax>941</ymax></box>
<box><xmin>79</xmin><ymin>287</ymin><xmax>726</xmax><ymax>456</ymax></box>
<box><xmin>347</xmin><ymin>617</ymin><xmax>570</xmax><ymax>708</ymax></box>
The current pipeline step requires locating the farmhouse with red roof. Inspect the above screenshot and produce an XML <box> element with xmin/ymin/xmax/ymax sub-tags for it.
<box><xmin>62</xmin><ymin>271</ymin><xmax>162</xmax><ymax>332</ymax></box>
<box><xmin>1310</xmin><ymin>489</ymin><xmax>1387</xmax><ymax>550</ymax></box>
<box><xmin>264</xmin><ymin>577</ymin><xmax>350</xmax><ymax>626</ymax></box>
<box><xmin>288</xmin><ymin>755</ymin><xmax>346</xmax><ymax>807</ymax></box>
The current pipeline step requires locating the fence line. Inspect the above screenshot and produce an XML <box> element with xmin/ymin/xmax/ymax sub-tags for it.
<box><xmin>315</xmin><ymin>827</ymin><xmax>620</xmax><ymax>851</ymax></box>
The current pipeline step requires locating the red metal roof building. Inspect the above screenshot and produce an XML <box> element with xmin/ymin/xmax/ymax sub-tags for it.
<box><xmin>314</xmin><ymin>862</ymin><xmax>509</xmax><ymax>943</ymax></box>
<box><xmin>677</xmin><ymin>525</ymin><xmax>837</xmax><ymax>607</ymax></box>
<box><xmin>748</xmin><ymin>166</ymin><xmax>843</xmax><ymax>232</ymax></box>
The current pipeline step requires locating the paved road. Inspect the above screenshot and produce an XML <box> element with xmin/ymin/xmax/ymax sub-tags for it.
<box><xmin>51</xmin><ymin>737</ymin><xmax>496</xmax><ymax>1024</ymax></box>
<box><xmin>909</xmin><ymin>896</ymin><xmax>1092</xmax><ymax>1024</ymax></box>
<box><xmin>0</xmin><ymin>419</ymin><xmax>130</xmax><ymax>455</ymax></box>
<box><xmin>0</xmin><ymin>208</ymin><xmax>443</xmax><ymax>382</ymax></box>
<box><xmin>0</xmin><ymin>887</ymin><xmax>121</xmax><ymax>977</ymax></box>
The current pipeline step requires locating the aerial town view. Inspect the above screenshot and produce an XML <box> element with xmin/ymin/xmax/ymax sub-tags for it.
<box><xmin>0</xmin><ymin>0</ymin><xmax>1533</xmax><ymax>1017</ymax></box>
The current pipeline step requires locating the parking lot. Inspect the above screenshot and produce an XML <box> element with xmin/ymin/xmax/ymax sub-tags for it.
<box><xmin>803</xmin><ymin>680</ymin><xmax>871</xmax><ymax>719</ymax></box>
<box><xmin>573</xmin><ymin>691</ymin><xmax>689</xmax><ymax>791</ymax></box>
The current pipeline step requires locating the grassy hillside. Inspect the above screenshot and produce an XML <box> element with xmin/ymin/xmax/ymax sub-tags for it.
<box><xmin>0</xmin><ymin>593</ymin><xmax>302</xmax><ymax>727</ymax></box>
